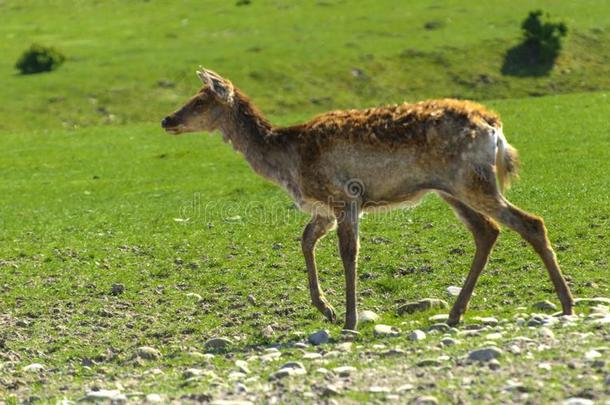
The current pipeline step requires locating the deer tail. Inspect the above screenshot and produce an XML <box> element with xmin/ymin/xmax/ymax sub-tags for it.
<box><xmin>495</xmin><ymin>126</ymin><xmax>520</xmax><ymax>193</ymax></box>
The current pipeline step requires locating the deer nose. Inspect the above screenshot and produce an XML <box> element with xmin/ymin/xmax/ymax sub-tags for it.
<box><xmin>161</xmin><ymin>116</ymin><xmax>175</xmax><ymax>128</ymax></box>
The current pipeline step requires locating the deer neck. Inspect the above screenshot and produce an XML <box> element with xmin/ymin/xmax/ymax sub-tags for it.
<box><xmin>218</xmin><ymin>94</ymin><xmax>300</xmax><ymax>198</ymax></box>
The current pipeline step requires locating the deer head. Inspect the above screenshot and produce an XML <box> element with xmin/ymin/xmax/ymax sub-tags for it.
<box><xmin>161</xmin><ymin>68</ymin><xmax>235</xmax><ymax>135</ymax></box>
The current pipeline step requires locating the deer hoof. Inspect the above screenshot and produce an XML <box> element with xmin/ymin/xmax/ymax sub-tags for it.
<box><xmin>323</xmin><ymin>306</ymin><xmax>337</xmax><ymax>323</ymax></box>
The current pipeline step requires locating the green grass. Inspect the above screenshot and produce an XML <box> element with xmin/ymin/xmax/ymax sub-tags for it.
<box><xmin>1</xmin><ymin>0</ymin><xmax>609</xmax><ymax>402</ymax></box>
<box><xmin>1</xmin><ymin>91</ymin><xmax>608</xmax><ymax>401</ymax></box>
<box><xmin>1</xmin><ymin>0</ymin><xmax>610</xmax><ymax>132</ymax></box>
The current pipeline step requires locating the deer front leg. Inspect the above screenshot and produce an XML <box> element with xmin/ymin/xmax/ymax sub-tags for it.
<box><xmin>302</xmin><ymin>215</ymin><xmax>338</xmax><ymax>323</ymax></box>
<box><xmin>336</xmin><ymin>206</ymin><xmax>360</xmax><ymax>331</ymax></box>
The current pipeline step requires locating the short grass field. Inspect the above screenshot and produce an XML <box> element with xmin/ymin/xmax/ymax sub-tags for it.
<box><xmin>1</xmin><ymin>0</ymin><xmax>609</xmax><ymax>403</ymax></box>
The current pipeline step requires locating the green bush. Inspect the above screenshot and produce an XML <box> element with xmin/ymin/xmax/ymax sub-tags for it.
<box><xmin>15</xmin><ymin>44</ymin><xmax>66</xmax><ymax>75</ymax></box>
<box><xmin>521</xmin><ymin>10</ymin><xmax>568</xmax><ymax>56</ymax></box>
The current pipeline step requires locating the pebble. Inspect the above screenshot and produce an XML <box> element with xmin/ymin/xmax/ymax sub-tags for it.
<box><xmin>260</xmin><ymin>351</ymin><xmax>282</xmax><ymax>362</ymax></box>
<box><xmin>110</xmin><ymin>283</ymin><xmax>125</xmax><ymax>295</ymax></box>
<box><xmin>308</xmin><ymin>329</ymin><xmax>330</xmax><ymax>345</ymax></box>
<box><xmin>333</xmin><ymin>366</ymin><xmax>356</xmax><ymax>377</ymax></box>
<box><xmin>417</xmin><ymin>358</ymin><xmax>442</xmax><ymax>367</ymax></box>
<box><xmin>247</xmin><ymin>294</ymin><xmax>257</xmax><ymax>305</ymax></box>
<box><xmin>22</xmin><ymin>363</ymin><xmax>45</xmax><ymax>373</ymax></box>
<box><xmin>605</xmin><ymin>374</ymin><xmax>610</xmax><ymax>386</ymax></box>
<box><xmin>473</xmin><ymin>316</ymin><xmax>498</xmax><ymax>326</ymax></box>
<box><xmin>137</xmin><ymin>346</ymin><xmax>161</xmax><ymax>360</ymax></box>
<box><xmin>468</xmin><ymin>346</ymin><xmax>503</xmax><ymax>362</ymax></box>
<box><xmin>303</xmin><ymin>352</ymin><xmax>322</xmax><ymax>360</ymax></box>
<box><xmin>409</xmin><ymin>330</ymin><xmax>426</xmax><ymax>341</ymax></box>
<box><xmin>185</xmin><ymin>292</ymin><xmax>203</xmax><ymax>302</ymax></box>
<box><xmin>279</xmin><ymin>361</ymin><xmax>307</xmax><ymax>375</ymax></box>
<box><xmin>396</xmin><ymin>383</ymin><xmax>415</xmax><ymax>392</ymax></box>
<box><xmin>414</xmin><ymin>396</ymin><xmax>439</xmax><ymax>405</ymax></box>
<box><xmin>485</xmin><ymin>332</ymin><xmax>503</xmax><ymax>340</ymax></box>
<box><xmin>183</xmin><ymin>368</ymin><xmax>212</xmax><ymax>378</ymax></box>
<box><xmin>261</xmin><ymin>325</ymin><xmax>274</xmax><ymax>338</ymax></box>
<box><xmin>563</xmin><ymin>399</ymin><xmax>593</xmax><ymax>405</ymax></box>
<box><xmin>358</xmin><ymin>310</ymin><xmax>379</xmax><ymax>323</ymax></box>
<box><xmin>145</xmin><ymin>394</ymin><xmax>163</xmax><ymax>403</ymax></box>
<box><xmin>322</xmin><ymin>384</ymin><xmax>341</xmax><ymax>396</ymax></box>
<box><xmin>428</xmin><ymin>323</ymin><xmax>450</xmax><ymax>333</ymax></box>
<box><xmin>235</xmin><ymin>360</ymin><xmax>250</xmax><ymax>374</ymax></box>
<box><xmin>533</xmin><ymin>300</ymin><xmax>557</xmax><ymax>312</ymax></box>
<box><xmin>228</xmin><ymin>371</ymin><xmax>247</xmax><ymax>380</ymax></box>
<box><xmin>397</xmin><ymin>298</ymin><xmax>448</xmax><ymax>315</ymax></box>
<box><xmin>539</xmin><ymin>327</ymin><xmax>555</xmax><ymax>340</ymax></box>
<box><xmin>82</xmin><ymin>389</ymin><xmax>127</xmax><ymax>403</ymax></box>
<box><xmin>575</xmin><ymin>297</ymin><xmax>610</xmax><ymax>306</ymax></box>
<box><xmin>374</xmin><ymin>324</ymin><xmax>401</xmax><ymax>337</ymax></box>
<box><xmin>294</xmin><ymin>342</ymin><xmax>308</xmax><ymax>349</ymax></box>
<box><xmin>205</xmin><ymin>337</ymin><xmax>232</xmax><ymax>350</ymax></box>
<box><xmin>428</xmin><ymin>314</ymin><xmax>449</xmax><ymax>322</ymax></box>
<box><xmin>488</xmin><ymin>359</ymin><xmax>501</xmax><ymax>370</ymax></box>
<box><xmin>584</xmin><ymin>349</ymin><xmax>601</xmax><ymax>361</ymax></box>
<box><xmin>441</xmin><ymin>337</ymin><xmax>458</xmax><ymax>346</ymax></box>
<box><xmin>341</xmin><ymin>329</ymin><xmax>360</xmax><ymax>341</ymax></box>
<box><xmin>381</xmin><ymin>348</ymin><xmax>406</xmax><ymax>357</ymax></box>
<box><xmin>446</xmin><ymin>286</ymin><xmax>462</xmax><ymax>297</ymax></box>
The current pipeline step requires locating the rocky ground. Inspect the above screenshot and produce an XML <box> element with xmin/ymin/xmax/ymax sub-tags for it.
<box><xmin>4</xmin><ymin>297</ymin><xmax>609</xmax><ymax>404</ymax></box>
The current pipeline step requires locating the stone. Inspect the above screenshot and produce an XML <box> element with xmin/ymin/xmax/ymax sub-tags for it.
<box><xmin>261</xmin><ymin>325</ymin><xmax>274</xmax><ymax>338</ymax></box>
<box><xmin>472</xmin><ymin>316</ymin><xmax>499</xmax><ymax>326</ymax></box>
<box><xmin>332</xmin><ymin>366</ymin><xmax>356</xmax><ymax>377</ymax></box>
<box><xmin>303</xmin><ymin>352</ymin><xmax>322</xmax><ymax>360</ymax></box>
<box><xmin>308</xmin><ymin>329</ymin><xmax>330</xmax><ymax>345</ymax></box>
<box><xmin>110</xmin><ymin>283</ymin><xmax>125</xmax><ymax>295</ymax></box>
<box><xmin>137</xmin><ymin>346</ymin><xmax>161</xmax><ymax>360</ymax></box>
<box><xmin>533</xmin><ymin>300</ymin><xmax>557</xmax><ymax>312</ymax></box>
<box><xmin>584</xmin><ymin>349</ymin><xmax>601</xmax><ymax>361</ymax></box>
<box><xmin>82</xmin><ymin>390</ymin><xmax>127</xmax><ymax>403</ymax></box>
<box><xmin>247</xmin><ymin>294</ymin><xmax>257</xmax><ymax>305</ymax></box>
<box><xmin>417</xmin><ymin>358</ymin><xmax>442</xmax><ymax>367</ymax></box>
<box><xmin>428</xmin><ymin>323</ymin><xmax>450</xmax><ymax>333</ymax></box>
<box><xmin>23</xmin><ymin>363</ymin><xmax>44</xmax><ymax>372</ymax></box>
<box><xmin>145</xmin><ymin>394</ymin><xmax>163</xmax><ymax>403</ymax></box>
<box><xmin>235</xmin><ymin>360</ymin><xmax>250</xmax><ymax>374</ymax></box>
<box><xmin>321</xmin><ymin>384</ymin><xmax>341</xmax><ymax>396</ymax></box>
<box><xmin>277</xmin><ymin>361</ymin><xmax>306</xmax><ymax>376</ymax></box>
<box><xmin>358</xmin><ymin>310</ymin><xmax>379</xmax><ymax>323</ymax></box>
<box><xmin>183</xmin><ymin>368</ymin><xmax>207</xmax><ymax>378</ymax></box>
<box><xmin>340</xmin><ymin>329</ymin><xmax>360</xmax><ymax>341</ymax></box>
<box><xmin>488</xmin><ymin>359</ymin><xmax>501</xmax><ymax>370</ymax></box>
<box><xmin>574</xmin><ymin>297</ymin><xmax>610</xmax><ymax>306</ymax></box>
<box><xmin>397</xmin><ymin>383</ymin><xmax>415</xmax><ymax>392</ymax></box>
<box><xmin>374</xmin><ymin>324</ymin><xmax>400</xmax><ymax>337</ymax></box>
<box><xmin>468</xmin><ymin>346</ymin><xmax>503</xmax><ymax>362</ymax></box>
<box><xmin>205</xmin><ymin>337</ymin><xmax>232</xmax><ymax>350</ymax></box>
<box><xmin>563</xmin><ymin>399</ymin><xmax>593</xmax><ymax>405</ymax></box>
<box><xmin>397</xmin><ymin>299</ymin><xmax>448</xmax><ymax>315</ymax></box>
<box><xmin>185</xmin><ymin>292</ymin><xmax>202</xmax><ymax>302</ymax></box>
<box><xmin>446</xmin><ymin>286</ymin><xmax>462</xmax><ymax>297</ymax></box>
<box><xmin>539</xmin><ymin>327</ymin><xmax>555</xmax><ymax>340</ymax></box>
<box><xmin>414</xmin><ymin>396</ymin><xmax>439</xmax><ymax>405</ymax></box>
<box><xmin>428</xmin><ymin>314</ymin><xmax>449</xmax><ymax>322</ymax></box>
<box><xmin>441</xmin><ymin>337</ymin><xmax>458</xmax><ymax>346</ymax></box>
<box><xmin>409</xmin><ymin>330</ymin><xmax>426</xmax><ymax>341</ymax></box>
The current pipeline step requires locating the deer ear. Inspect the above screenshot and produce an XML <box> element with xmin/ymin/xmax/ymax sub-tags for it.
<box><xmin>196</xmin><ymin>68</ymin><xmax>234</xmax><ymax>104</ymax></box>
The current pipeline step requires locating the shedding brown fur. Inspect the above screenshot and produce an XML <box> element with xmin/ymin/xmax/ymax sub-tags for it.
<box><xmin>162</xmin><ymin>68</ymin><xmax>573</xmax><ymax>330</ymax></box>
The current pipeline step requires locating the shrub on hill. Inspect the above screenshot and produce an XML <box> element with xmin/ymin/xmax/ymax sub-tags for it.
<box><xmin>15</xmin><ymin>44</ymin><xmax>66</xmax><ymax>75</ymax></box>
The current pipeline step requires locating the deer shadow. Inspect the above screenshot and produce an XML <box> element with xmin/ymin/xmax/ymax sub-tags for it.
<box><xmin>501</xmin><ymin>40</ymin><xmax>559</xmax><ymax>77</ymax></box>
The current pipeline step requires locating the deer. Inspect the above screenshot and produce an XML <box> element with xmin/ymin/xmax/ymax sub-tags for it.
<box><xmin>161</xmin><ymin>68</ymin><xmax>574</xmax><ymax>331</ymax></box>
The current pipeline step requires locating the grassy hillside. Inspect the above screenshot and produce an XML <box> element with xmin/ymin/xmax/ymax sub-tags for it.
<box><xmin>1</xmin><ymin>0</ymin><xmax>610</xmax><ymax>132</ymax></box>
<box><xmin>1</xmin><ymin>91</ymin><xmax>608</xmax><ymax>402</ymax></box>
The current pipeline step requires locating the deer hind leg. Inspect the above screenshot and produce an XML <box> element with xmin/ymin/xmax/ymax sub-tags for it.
<box><xmin>302</xmin><ymin>215</ymin><xmax>338</xmax><ymax>323</ymax></box>
<box><xmin>440</xmin><ymin>194</ymin><xmax>500</xmax><ymax>326</ymax></box>
<box><xmin>457</xmin><ymin>168</ymin><xmax>575</xmax><ymax>316</ymax></box>
<box><xmin>488</xmin><ymin>200</ymin><xmax>574</xmax><ymax>315</ymax></box>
